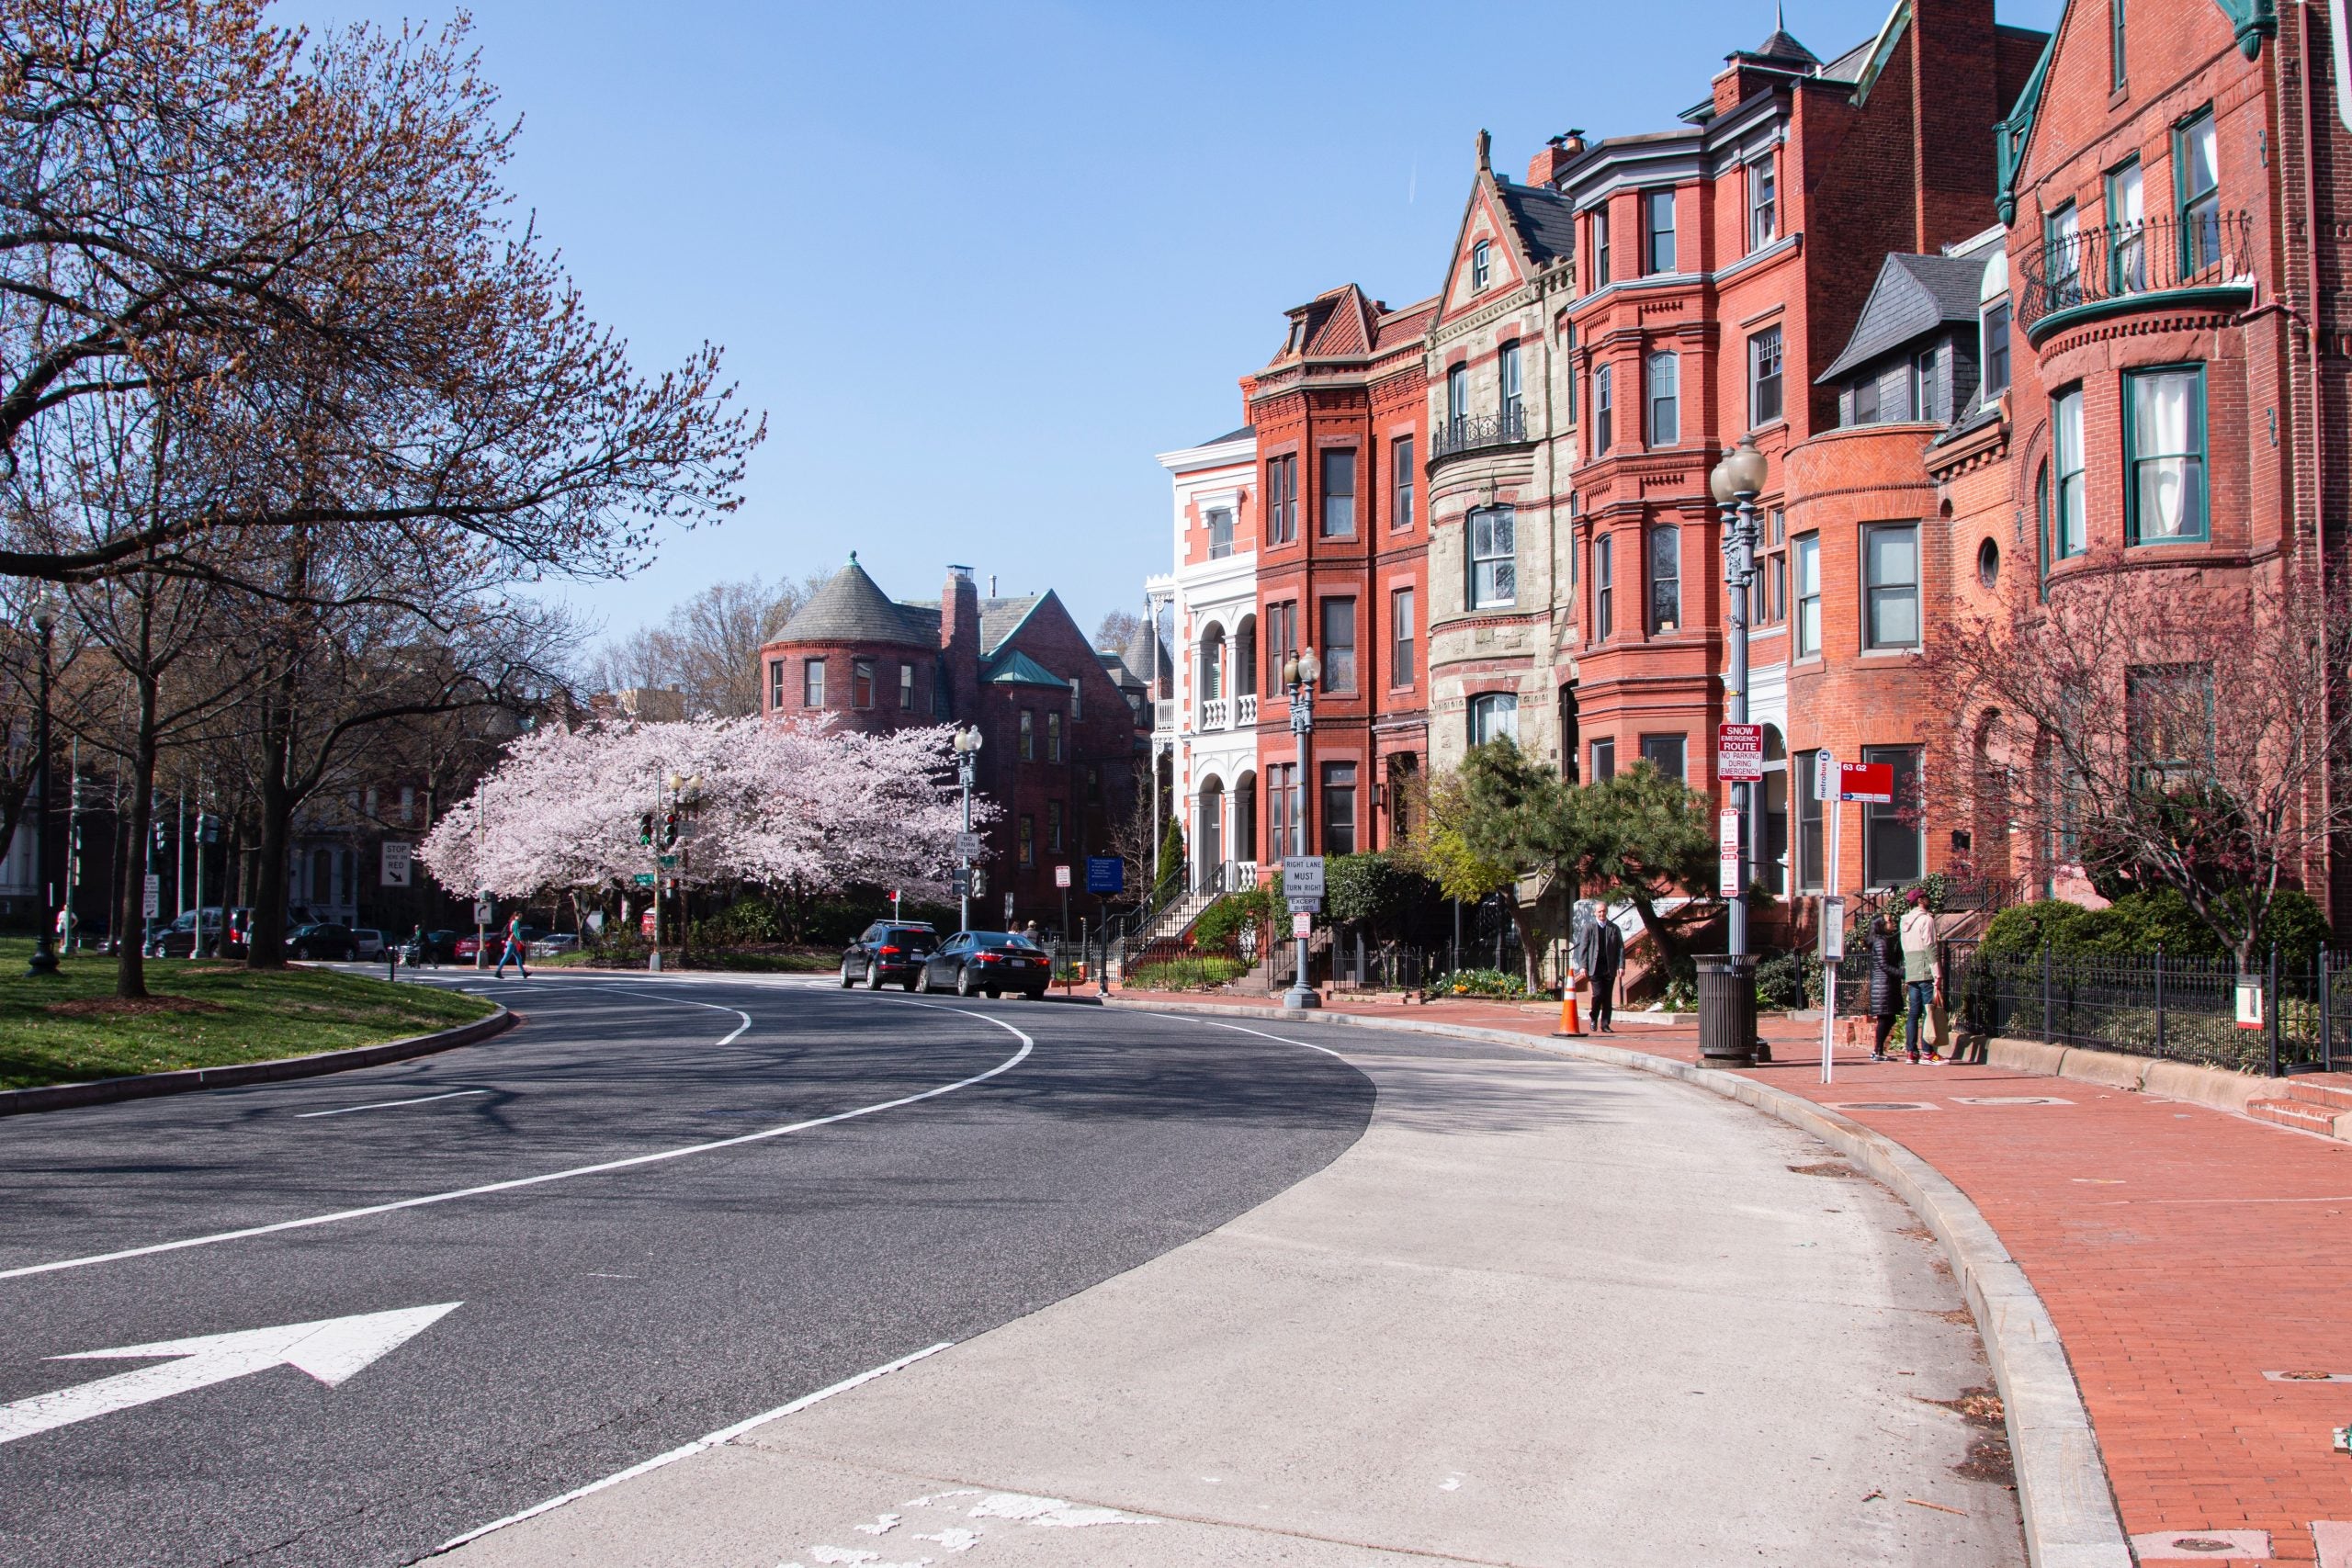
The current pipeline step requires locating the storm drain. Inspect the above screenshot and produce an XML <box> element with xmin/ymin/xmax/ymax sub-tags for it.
<box><xmin>1828</xmin><ymin>1100</ymin><xmax>1940</xmax><ymax>1112</ymax></box>
<box><xmin>1952</xmin><ymin>1095</ymin><xmax>2074</xmax><ymax>1106</ymax></box>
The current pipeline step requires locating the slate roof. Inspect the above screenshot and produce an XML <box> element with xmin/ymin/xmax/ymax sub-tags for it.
<box><xmin>1123</xmin><ymin>620</ymin><xmax>1168</xmax><ymax>687</ymax></box>
<box><xmin>1816</xmin><ymin>253</ymin><xmax>1992</xmax><ymax>383</ymax></box>
<box><xmin>1202</xmin><ymin>424</ymin><xmax>1255</xmax><ymax>446</ymax></box>
<box><xmin>1494</xmin><ymin>181</ymin><xmax>1578</xmax><ymax>265</ymax></box>
<box><xmin>979</xmin><ymin>594</ymin><xmax>1043</xmax><ymax>654</ymax></box>
<box><xmin>984</xmin><ymin>649</ymin><xmax>1067</xmax><ymax>688</ymax></box>
<box><xmin>775</xmin><ymin>556</ymin><xmax>935</xmax><ymax>648</ymax></box>
<box><xmin>1373</xmin><ymin>297</ymin><xmax>1439</xmax><ymax>352</ymax></box>
<box><xmin>1745</xmin><ymin>26</ymin><xmax>1819</xmax><ymax>64</ymax></box>
<box><xmin>1097</xmin><ymin>649</ymin><xmax>1145</xmax><ymax>690</ymax></box>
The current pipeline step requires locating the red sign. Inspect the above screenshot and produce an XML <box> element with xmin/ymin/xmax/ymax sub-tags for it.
<box><xmin>639</xmin><ymin>908</ymin><xmax>658</xmax><ymax>938</ymax></box>
<box><xmin>1838</xmin><ymin>761</ymin><xmax>1895</xmax><ymax>804</ymax></box>
<box><xmin>1716</xmin><ymin>723</ymin><xmax>1765</xmax><ymax>782</ymax></box>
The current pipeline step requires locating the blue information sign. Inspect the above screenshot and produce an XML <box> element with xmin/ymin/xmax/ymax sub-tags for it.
<box><xmin>1085</xmin><ymin>855</ymin><xmax>1125</xmax><ymax>894</ymax></box>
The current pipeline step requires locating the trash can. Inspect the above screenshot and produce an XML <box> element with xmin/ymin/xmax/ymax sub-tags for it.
<box><xmin>1696</xmin><ymin>953</ymin><xmax>1758</xmax><ymax>1068</ymax></box>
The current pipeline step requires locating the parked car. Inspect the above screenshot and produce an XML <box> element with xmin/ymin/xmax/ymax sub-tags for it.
<box><xmin>838</xmin><ymin>921</ymin><xmax>939</xmax><ymax>991</ymax></box>
<box><xmin>454</xmin><ymin>926</ymin><xmax>543</xmax><ymax>964</ymax></box>
<box><xmin>922</xmin><ymin>931</ymin><xmax>1049</xmax><ymax>999</ymax></box>
<box><xmin>530</xmin><ymin>933</ymin><xmax>579</xmax><ymax>957</ymax></box>
<box><xmin>286</xmin><ymin>922</ymin><xmax>358</xmax><ymax>961</ymax></box>
<box><xmin>352</xmin><ymin>928</ymin><xmax>385</xmax><ymax>958</ymax></box>
<box><xmin>146</xmin><ymin>907</ymin><xmax>228</xmax><ymax>958</ymax></box>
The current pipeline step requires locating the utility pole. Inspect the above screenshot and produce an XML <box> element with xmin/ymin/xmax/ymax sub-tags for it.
<box><xmin>26</xmin><ymin>596</ymin><xmax>57</xmax><ymax>976</ymax></box>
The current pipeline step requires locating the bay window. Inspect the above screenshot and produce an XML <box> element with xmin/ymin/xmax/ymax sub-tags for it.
<box><xmin>2126</xmin><ymin>366</ymin><xmax>2207</xmax><ymax>542</ymax></box>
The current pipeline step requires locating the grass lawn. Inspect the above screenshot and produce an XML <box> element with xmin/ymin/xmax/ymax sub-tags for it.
<box><xmin>0</xmin><ymin>942</ymin><xmax>496</xmax><ymax>1091</ymax></box>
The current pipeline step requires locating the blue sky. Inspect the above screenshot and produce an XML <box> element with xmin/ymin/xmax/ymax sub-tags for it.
<box><xmin>274</xmin><ymin>0</ymin><xmax>2062</xmax><ymax>649</ymax></box>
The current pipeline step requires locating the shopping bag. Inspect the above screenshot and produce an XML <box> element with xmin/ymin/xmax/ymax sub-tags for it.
<box><xmin>1928</xmin><ymin>999</ymin><xmax>1951</xmax><ymax>1050</ymax></box>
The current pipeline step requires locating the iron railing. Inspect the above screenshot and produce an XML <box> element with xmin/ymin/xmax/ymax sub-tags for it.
<box><xmin>1430</xmin><ymin>407</ymin><xmax>1531</xmax><ymax>461</ymax></box>
<box><xmin>2017</xmin><ymin>211</ymin><xmax>2252</xmax><ymax>336</ymax></box>
<box><xmin>1939</xmin><ymin>941</ymin><xmax>2350</xmax><ymax>1076</ymax></box>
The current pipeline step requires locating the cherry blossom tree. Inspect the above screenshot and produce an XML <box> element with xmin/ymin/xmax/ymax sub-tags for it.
<box><xmin>416</xmin><ymin>717</ymin><xmax>982</xmax><ymax>931</ymax></box>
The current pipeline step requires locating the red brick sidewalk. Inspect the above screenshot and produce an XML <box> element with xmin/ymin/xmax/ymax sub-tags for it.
<box><xmin>1117</xmin><ymin>987</ymin><xmax>2352</xmax><ymax>1565</ymax></box>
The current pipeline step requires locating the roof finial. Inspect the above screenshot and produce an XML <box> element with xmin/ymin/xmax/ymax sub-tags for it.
<box><xmin>848</xmin><ymin>550</ymin><xmax>858</xmax><ymax>564</ymax></box>
<box><xmin>1776</xmin><ymin>0</ymin><xmax>1786</xmax><ymax>32</ymax></box>
<box><xmin>1475</xmin><ymin>128</ymin><xmax>1491</xmax><ymax>175</ymax></box>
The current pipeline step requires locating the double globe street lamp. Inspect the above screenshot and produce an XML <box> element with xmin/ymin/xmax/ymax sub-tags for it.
<box><xmin>953</xmin><ymin>725</ymin><xmax>983</xmax><ymax>931</ymax></box>
<box><xmin>1702</xmin><ymin>434</ymin><xmax>1771</xmax><ymax>1067</ymax></box>
<box><xmin>1281</xmin><ymin>647</ymin><xmax>1320</xmax><ymax>1011</ymax></box>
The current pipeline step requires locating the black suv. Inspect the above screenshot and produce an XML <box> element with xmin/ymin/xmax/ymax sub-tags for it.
<box><xmin>839</xmin><ymin>922</ymin><xmax>938</xmax><ymax>991</ymax></box>
<box><xmin>285</xmin><ymin>922</ymin><xmax>358</xmax><ymax>961</ymax></box>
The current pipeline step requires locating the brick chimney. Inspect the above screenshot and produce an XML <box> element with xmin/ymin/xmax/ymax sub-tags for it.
<box><xmin>1525</xmin><ymin>133</ymin><xmax>1582</xmax><ymax>187</ymax></box>
<box><xmin>944</xmin><ymin>564</ymin><xmax>980</xmax><ymax>723</ymax></box>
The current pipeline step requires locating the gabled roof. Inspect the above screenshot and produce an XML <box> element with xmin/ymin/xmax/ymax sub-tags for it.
<box><xmin>984</xmin><ymin>649</ymin><xmax>1068</xmax><ymax>689</ymax></box>
<box><xmin>775</xmin><ymin>555</ymin><xmax>934</xmax><ymax>648</ymax></box>
<box><xmin>979</xmin><ymin>593</ymin><xmax>1045</xmax><ymax>655</ymax></box>
<box><xmin>1816</xmin><ymin>253</ymin><xmax>1991</xmax><ymax>383</ymax></box>
<box><xmin>1493</xmin><ymin>181</ymin><xmax>1578</xmax><ymax>265</ymax></box>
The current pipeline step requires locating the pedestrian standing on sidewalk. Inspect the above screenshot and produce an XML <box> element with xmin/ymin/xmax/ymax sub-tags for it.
<box><xmin>1900</xmin><ymin>888</ymin><xmax>1940</xmax><ymax>1063</ymax></box>
<box><xmin>1573</xmin><ymin>906</ymin><xmax>1623</xmax><ymax>1034</ymax></box>
<box><xmin>1866</xmin><ymin>914</ymin><xmax>1904</xmax><ymax>1061</ymax></box>
<box><xmin>493</xmin><ymin>910</ymin><xmax>530</xmax><ymax>980</ymax></box>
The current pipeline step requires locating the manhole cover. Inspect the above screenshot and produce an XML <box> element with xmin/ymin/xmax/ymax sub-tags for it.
<box><xmin>2263</xmin><ymin>1369</ymin><xmax>2352</xmax><ymax>1382</ymax></box>
<box><xmin>2172</xmin><ymin>1540</ymin><xmax>2234</xmax><ymax>1554</ymax></box>
<box><xmin>1830</xmin><ymin>1101</ymin><xmax>1939</xmax><ymax>1111</ymax></box>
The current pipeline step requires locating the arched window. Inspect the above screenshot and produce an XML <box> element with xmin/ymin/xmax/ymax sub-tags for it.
<box><xmin>1469</xmin><ymin>693</ymin><xmax>1520</xmax><ymax>747</ymax></box>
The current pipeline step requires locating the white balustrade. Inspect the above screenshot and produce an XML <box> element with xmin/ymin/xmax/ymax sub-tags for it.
<box><xmin>1237</xmin><ymin>694</ymin><xmax>1259</xmax><ymax>726</ymax></box>
<box><xmin>1200</xmin><ymin>696</ymin><xmax>1230</xmax><ymax>730</ymax></box>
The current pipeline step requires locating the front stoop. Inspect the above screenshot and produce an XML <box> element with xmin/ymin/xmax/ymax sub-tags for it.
<box><xmin>2246</xmin><ymin>1076</ymin><xmax>2352</xmax><ymax>1140</ymax></box>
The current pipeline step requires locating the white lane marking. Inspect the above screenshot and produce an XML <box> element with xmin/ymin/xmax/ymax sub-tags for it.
<box><xmin>295</xmin><ymin>1089</ymin><xmax>488</xmax><ymax>1119</ymax></box>
<box><xmin>601</xmin><ymin>985</ymin><xmax>752</xmax><ymax>1045</ymax></box>
<box><xmin>1167</xmin><ymin>1014</ymin><xmax>1354</xmax><ymax>1062</ymax></box>
<box><xmin>0</xmin><ymin>998</ymin><xmax>1035</xmax><ymax>1283</ymax></box>
<box><xmin>432</xmin><ymin>1341</ymin><xmax>952</xmax><ymax>1554</ymax></box>
<box><xmin>0</xmin><ymin>1303</ymin><xmax>458</xmax><ymax>1446</ymax></box>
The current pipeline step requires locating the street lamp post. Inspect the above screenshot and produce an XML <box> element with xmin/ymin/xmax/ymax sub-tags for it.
<box><xmin>1709</xmin><ymin>434</ymin><xmax>1770</xmax><ymax>960</ymax></box>
<box><xmin>1282</xmin><ymin>647</ymin><xmax>1321</xmax><ymax>1011</ymax></box>
<box><xmin>27</xmin><ymin>595</ymin><xmax>58</xmax><ymax>976</ymax></box>
<box><xmin>954</xmin><ymin>726</ymin><xmax>982</xmax><ymax>931</ymax></box>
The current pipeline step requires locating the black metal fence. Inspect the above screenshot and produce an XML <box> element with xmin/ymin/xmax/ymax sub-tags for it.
<box><xmin>1939</xmin><ymin>941</ymin><xmax>2351</xmax><ymax>1076</ymax></box>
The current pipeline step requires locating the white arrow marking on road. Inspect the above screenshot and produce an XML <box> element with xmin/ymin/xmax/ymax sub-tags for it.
<box><xmin>0</xmin><ymin>1302</ymin><xmax>459</xmax><ymax>1446</ymax></box>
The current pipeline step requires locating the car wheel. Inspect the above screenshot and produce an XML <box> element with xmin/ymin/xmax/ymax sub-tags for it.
<box><xmin>866</xmin><ymin>961</ymin><xmax>886</xmax><ymax>990</ymax></box>
<box><xmin>1023</xmin><ymin>987</ymin><xmax>1046</xmax><ymax>1001</ymax></box>
<box><xmin>956</xmin><ymin>964</ymin><xmax>977</xmax><ymax>998</ymax></box>
<box><xmin>903</xmin><ymin>974</ymin><xmax>921</xmax><ymax>992</ymax></box>
<box><xmin>840</xmin><ymin>962</ymin><xmax>856</xmax><ymax>989</ymax></box>
<box><xmin>985</xmin><ymin>987</ymin><xmax>1001</xmax><ymax>999</ymax></box>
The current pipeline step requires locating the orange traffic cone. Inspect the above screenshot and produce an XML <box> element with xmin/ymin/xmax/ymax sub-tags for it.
<box><xmin>1555</xmin><ymin>981</ymin><xmax>1584</xmax><ymax>1037</ymax></box>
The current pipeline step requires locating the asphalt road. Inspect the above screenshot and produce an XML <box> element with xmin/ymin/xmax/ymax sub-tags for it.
<box><xmin>0</xmin><ymin>977</ymin><xmax>1376</xmax><ymax>1568</ymax></box>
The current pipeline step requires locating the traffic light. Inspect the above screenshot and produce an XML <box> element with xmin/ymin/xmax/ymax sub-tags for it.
<box><xmin>661</xmin><ymin>808</ymin><xmax>680</xmax><ymax>847</ymax></box>
<box><xmin>152</xmin><ymin>821</ymin><xmax>170</xmax><ymax>854</ymax></box>
<box><xmin>196</xmin><ymin>814</ymin><xmax>220</xmax><ymax>845</ymax></box>
<box><xmin>637</xmin><ymin>812</ymin><xmax>654</xmax><ymax>846</ymax></box>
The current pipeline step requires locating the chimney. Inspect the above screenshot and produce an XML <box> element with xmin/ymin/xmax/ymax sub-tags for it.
<box><xmin>944</xmin><ymin>565</ymin><xmax>980</xmax><ymax>723</ymax></box>
<box><xmin>1526</xmin><ymin>133</ymin><xmax>1579</xmax><ymax>187</ymax></box>
<box><xmin>988</xmin><ymin>573</ymin><xmax>998</xmax><ymax>597</ymax></box>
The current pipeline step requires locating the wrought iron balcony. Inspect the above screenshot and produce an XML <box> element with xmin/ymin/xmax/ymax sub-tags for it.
<box><xmin>2018</xmin><ymin>211</ymin><xmax>2253</xmax><ymax>343</ymax></box>
<box><xmin>1430</xmin><ymin>407</ymin><xmax>1532</xmax><ymax>462</ymax></box>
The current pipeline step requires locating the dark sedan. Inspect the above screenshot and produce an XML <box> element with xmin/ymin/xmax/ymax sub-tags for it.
<box><xmin>839</xmin><ymin>922</ymin><xmax>938</xmax><ymax>991</ymax></box>
<box><xmin>285</xmin><ymin>922</ymin><xmax>358</xmax><ymax>961</ymax></box>
<box><xmin>921</xmin><ymin>931</ymin><xmax>1050</xmax><ymax>999</ymax></box>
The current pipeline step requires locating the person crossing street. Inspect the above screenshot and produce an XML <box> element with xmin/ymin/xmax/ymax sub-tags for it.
<box><xmin>493</xmin><ymin>910</ymin><xmax>530</xmax><ymax>980</ymax></box>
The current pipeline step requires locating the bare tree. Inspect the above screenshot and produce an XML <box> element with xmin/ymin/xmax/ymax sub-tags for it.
<box><xmin>1929</xmin><ymin>549</ymin><xmax>2352</xmax><ymax>969</ymax></box>
<box><xmin>0</xmin><ymin>2</ymin><xmax>760</xmax><ymax>587</ymax></box>
<box><xmin>586</xmin><ymin>573</ymin><xmax>826</xmax><ymax>717</ymax></box>
<box><xmin>1095</xmin><ymin>609</ymin><xmax>1143</xmax><ymax>655</ymax></box>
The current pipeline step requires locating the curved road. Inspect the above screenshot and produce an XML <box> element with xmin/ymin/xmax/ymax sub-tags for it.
<box><xmin>0</xmin><ymin>980</ymin><xmax>1374</xmax><ymax>1568</ymax></box>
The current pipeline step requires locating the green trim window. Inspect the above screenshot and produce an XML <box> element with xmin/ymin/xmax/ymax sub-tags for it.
<box><xmin>2043</xmin><ymin>201</ymin><xmax>2082</xmax><ymax>307</ymax></box>
<box><xmin>1471</xmin><ymin>239</ymin><xmax>1491</xmax><ymax>291</ymax></box>
<box><xmin>2176</xmin><ymin>108</ymin><xmax>2221</xmax><ymax>270</ymax></box>
<box><xmin>2105</xmin><ymin>158</ymin><xmax>2144</xmax><ymax>291</ymax></box>
<box><xmin>1862</xmin><ymin>522</ymin><xmax>1920</xmax><ymax>650</ymax></box>
<box><xmin>2125</xmin><ymin>365</ymin><xmax>2207</xmax><ymax>542</ymax></box>
<box><xmin>2034</xmin><ymin>460</ymin><xmax>2052</xmax><ymax>598</ymax></box>
<box><xmin>1593</xmin><ymin>206</ymin><xmax>1611</xmax><ymax>287</ymax></box>
<box><xmin>1793</xmin><ymin>532</ymin><xmax>1821</xmax><ymax>658</ymax></box>
<box><xmin>1644</xmin><ymin>188</ymin><xmax>1677</xmax><ymax>275</ymax></box>
<box><xmin>2110</xmin><ymin>0</ymin><xmax>2127</xmax><ymax>90</ymax></box>
<box><xmin>2052</xmin><ymin>387</ymin><xmax>2087</xmax><ymax>558</ymax></box>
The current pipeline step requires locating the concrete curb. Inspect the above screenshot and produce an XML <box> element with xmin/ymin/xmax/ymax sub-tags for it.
<box><xmin>1108</xmin><ymin>996</ymin><xmax>2133</xmax><ymax>1568</ymax></box>
<box><xmin>0</xmin><ymin>1005</ymin><xmax>516</xmax><ymax>1117</ymax></box>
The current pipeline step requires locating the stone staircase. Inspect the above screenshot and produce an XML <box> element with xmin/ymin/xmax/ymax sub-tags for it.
<box><xmin>2247</xmin><ymin>1077</ymin><xmax>2352</xmax><ymax>1139</ymax></box>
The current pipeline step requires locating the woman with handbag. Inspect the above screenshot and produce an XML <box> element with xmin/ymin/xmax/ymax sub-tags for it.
<box><xmin>1866</xmin><ymin>915</ymin><xmax>1904</xmax><ymax>1062</ymax></box>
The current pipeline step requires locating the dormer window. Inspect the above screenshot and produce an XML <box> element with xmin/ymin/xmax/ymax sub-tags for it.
<box><xmin>1472</xmin><ymin>240</ymin><xmax>1492</xmax><ymax>291</ymax></box>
